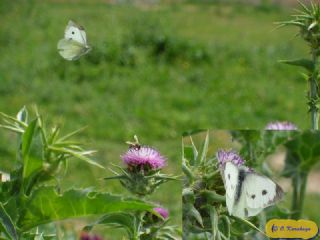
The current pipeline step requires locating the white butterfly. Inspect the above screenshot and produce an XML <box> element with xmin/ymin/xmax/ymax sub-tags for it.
<box><xmin>57</xmin><ymin>20</ymin><xmax>91</xmax><ymax>61</ymax></box>
<box><xmin>221</xmin><ymin>161</ymin><xmax>284</xmax><ymax>218</ymax></box>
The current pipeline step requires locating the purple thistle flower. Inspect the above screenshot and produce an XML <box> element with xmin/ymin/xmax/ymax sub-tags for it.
<box><xmin>154</xmin><ymin>207</ymin><xmax>169</xmax><ymax>219</ymax></box>
<box><xmin>122</xmin><ymin>146</ymin><xmax>166</xmax><ymax>170</ymax></box>
<box><xmin>216</xmin><ymin>149</ymin><xmax>245</xmax><ymax>167</ymax></box>
<box><xmin>80</xmin><ymin>232</ymin><xmax>103</xmax><ymax>240</ymax></box>
<box><xmin>80</xmin><ymin>232</ymin><xmax>90</xmax><ymax>240</ymax></box>
<box><xmin>92</xmin><ymin>236</ymin><xmax>103</xmax><ymax>240</ymax></box>
<box><xmin>265</xmin><ymin>121</ymin><xmax>298</xmax><ymax>130</ymax></box>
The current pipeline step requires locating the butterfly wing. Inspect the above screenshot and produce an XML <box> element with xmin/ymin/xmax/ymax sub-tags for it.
<box><xmin>244</xmin><ymin>172</ymin><xmax>284</xmax><ymax>217</ymax></box>
<box><xmin>222</xmin><ymin>162</ymin><xmax>284</xmax><ymax>219</ymax></box>
<box><xmin>223</xmin><ymin>161</ymin><xmax>239</xmax><ymax>215</ymax></box>
<box><xmin>64</xmin><ymin>20</ymin><xmax>87</xmax><ymax>46</ymax></box>
<box><xmin>230</xmin><ymin>191</ymin><xmax>247</xmax><ymax>218</ymax></box>
<box><xmin>57</xmin><ymin>39</ymin><xmax>90</xmax><ymax>61</ymax></box>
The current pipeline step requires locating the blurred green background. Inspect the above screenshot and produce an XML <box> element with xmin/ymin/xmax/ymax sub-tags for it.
<box><xmin>0</xmin><ymin>0</ymin><xmax>312</xmax><ymax>238</ymax></box>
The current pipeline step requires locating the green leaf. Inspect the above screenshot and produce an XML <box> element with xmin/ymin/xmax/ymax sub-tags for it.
<box><xmin>188</xmin><ymin>136</ymin><xmax>199</xmax><ymax>166</ymax></box>
<box><xmin>187</xmin><ymin>204</ymin><xmax>203</xmax><ymax>227</ymax></box>
<box><xmin>47</xmin><ymin>146</ymin><xmax>104</xmax><ymax>169</ymax></box>
<box><xmin>182</xmin><ymin>163</ymin><xmax>194</xmax><ymax>183</ymax></box>
<box><xmin>56</xmin><ymin>126</ymin><xmax>87</xmax><ymax>142</ymax></box>
<box><xmin>182</xmin><ymin>188</ymin><xmax>195</xmax><ymax>203</ymax></box>
<box><xmin>201</xmin><ymin>190</ymin><xmax>225</xmax><ymax>203</ymax></box>
<box><xmin>279</xmin><ymin>58</ymin><xmax>314</xmax><ymax>71</ymax></box>
<box><xmin>230</xmin><ymin>216</ymin><xmax>266</xmax><ymax>236</ymax></box>
<box><xmin>0</xmin><ymin>203</ymin><xmax>18</xmax><ymax>240</ymax></box>
<box><xmin>22</xmin><ymin>119</ymin><xmax>38</xmax><ymax>164</ymax></box>
<box><xmin>19</xmin><ymin>187</ymin><xmax>154</xmax><ymax>231</ymax></box>
<box><xmin>208</xmin><ymin>206</ymin><xmax>219</xmax><ymax>240</ymax></box>
<box><xmin>84</xmin><ymin>213</ymin><xmax>135</xmax><ymax>236</ymax></box>
<box><xmin>183</xmin><ymin>145</ymin><xmax>195</xmax><ymax>166</ymax></box>
<box><xmin>0</xmin><ymin>125</ymin><xmax>24</xmax><ymax>133</ymax></box>
<box><xmin>21</xmin><ymin>118</ymin><xmax>43</xmax><ymax>194</ymax></box>
<box><xmin>199</xmin><ymin>131</ymin><xmax>209</xmax><ymax>165</ymax></box>
<box><xmin>283</xmin><ymin>131</ymin><xmax>320</xmax><ymax>175</ymax></box>
<box><xmin>182</xmin><ymin>135</ymin><xmax>198</xmax><ymax>166</ymax></box>
<box><xmin>218</xmin><ymin>215</ymin><xmax>230</xmax><ymax>239</ymax></box>
<box><xmin>0</xmin><ymin>112</ymin><xmax>28</xmax><ymax>129</ymax></box>
<box><xmin>20</xmin><ymin>232</ymin><xmax>55</xmax><ymax>240</ymax></box>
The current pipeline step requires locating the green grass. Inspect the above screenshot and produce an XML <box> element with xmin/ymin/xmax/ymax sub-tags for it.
<box><xmin>0</xmin><ymin>1</ymin><xmax>315</xmax><ymax>238</ymax></box>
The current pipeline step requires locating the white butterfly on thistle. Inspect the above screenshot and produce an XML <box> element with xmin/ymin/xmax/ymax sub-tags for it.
<box><xmin>217</xmin><ymin>149</ymin><xmax>284</xmax><ymax>219</ymax></box>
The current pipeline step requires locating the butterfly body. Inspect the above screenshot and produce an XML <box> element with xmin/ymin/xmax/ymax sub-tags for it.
<box><xmin>57</xmin><ymin>20</ymin><xmax>91</xmax><ymax>61</ymax></box>
<box><xmin>222</xmin><ymin>161</ymin><xmax>284</xmax><ymax>218</ymax></box>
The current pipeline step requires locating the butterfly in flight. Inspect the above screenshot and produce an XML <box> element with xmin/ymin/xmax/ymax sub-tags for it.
<box><xmin>57</xmin><ymin>20</ymin><xmax>91</xmax><ymax>61</ymax></box>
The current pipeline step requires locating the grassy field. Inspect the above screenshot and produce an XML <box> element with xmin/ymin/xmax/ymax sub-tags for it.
<box><xmin>0</xmin><ymin>0</ymin><xmax>315</xmax><ymax>238</ymax></box>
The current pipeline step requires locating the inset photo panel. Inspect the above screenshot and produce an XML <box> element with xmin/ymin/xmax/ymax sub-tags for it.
<box><xmin>182</xmin><ymin>130</ymin><xmax>320</xmax><ymax>239</ymax></box>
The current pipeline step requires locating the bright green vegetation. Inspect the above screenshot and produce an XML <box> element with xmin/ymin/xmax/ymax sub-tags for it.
<box><xmin>0</xmin><ymin>1</ymin><xmax>315</xmax><ymax>238</ymax></box>
<box><xmin>182</xmin><ymin>130</ymin><xmax>320</xmax><ymax>239</ymax></box>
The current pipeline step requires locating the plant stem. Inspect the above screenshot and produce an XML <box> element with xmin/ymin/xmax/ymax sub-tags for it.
<box><xmin>297</xmin><ymin>172</ymin><xmax>308</xmax><ymax>219</ymax></box>
<box><xmin>310</xmin><ymin>50</ymin><xmax>319</xmax><ymax>130</ymax></box>
<box><xmin>291</xmin><ymin>175</ymin><xmax>299</xmax><ymax>219</ymax></box>
<box><xmin>133</xmin><ymin>211</ymin><xmax>143</xmax><ymax>240</ymax></box>
<box><xmin>291</xmin><ymin>172</ymin><xmax>308</xmax><ymax>219</ymax></box>
<box><xmin>292</xmin><ymin>48</ymin><xmax>319</xmax><ymax>219</ymax></box>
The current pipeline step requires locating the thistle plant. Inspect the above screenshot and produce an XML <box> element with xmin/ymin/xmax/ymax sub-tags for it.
<box><xmin>83</xmin><ymin>136</ymin><xmax>180</xmax><ymax>240</ymax></box>
<box><xmin>182</xmin><ymin>129</ymin><xmax>320</xmax><ymax>239</ymax></box>
<box><xmin>80</xmin><ymin>232</ymin><xmax>103</xmax><ymax>240</ymax></box>
<box><xmin>182</xmin><ymin>132</ymin><xmax>267</xmax><ymax>240</ymax></box>
<box><xmin>0</xmin><ymin>107</ymin><xmax>154</xmax><ymax>240</ymax></box>
<box><xmin>104</xmin><ymin>135</ymin><xmax>176</xmax><ymax>197</ymax></box>
<box><xmin>278</xmin><ymin>0</ymin><xmax>320</xmax><ymax>220</ymax></box>
<box><xmin>278</xmin><ymin>1</ymin><xmax>320</xmax><ymax>130</ymax></box>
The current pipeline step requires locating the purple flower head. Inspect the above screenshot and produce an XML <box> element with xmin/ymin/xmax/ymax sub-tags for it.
<box><xmin>216</xmin><ymin>149</ymin><xmax>245</xmax><ymax>168</ymax></box>
<box><xmin>154</xmin><ymin>207</ymin><xmax>169</xmax><ymax>219</ymax></box>
<box><xmin>122</xmin><ymin>146</ymin><xmax>166</xmax><ymax>170</ymax></box>
<box><xmin>265</xmin><ymin>121</ymin><xmax>298</xmax><ymax>130</ymax></box>
<box><xmin>80</xmin><ymin>232</ymin><xmax>90</xmax><ymax>240</ymax></box>
<box><xmin>80</xmin><ymin>232</ymin><xmax>102</xmax><ymax>240</ymax></box>
<box><xmin>93</xmin><ymin>236</ymin><xmax>103</xmax><ymax>240</ymax></box>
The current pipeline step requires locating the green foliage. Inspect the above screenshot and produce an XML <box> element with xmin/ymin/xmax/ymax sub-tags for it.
<box><xmin>279</xmin><ymin>58</ymin><xmax>315</xmax><ymax>71</ymax></box>
<box><xmin>0</xmin><ymin>203</ymin><xmax>18</xmax><ymax>240</ymax></box>
<box><xmin>0</xmin><ymin>107</ymin><xmax>103</xmax><ymax>197</ymax></box>
<box><xmin>19</xmin><ymin>187</ymin><xmax>153</xmax><ymax>231</ymax></box>
<box><xmin>0</xmin><ymin>108</ymin><xmax>154</xmax><ymax>239</ymax></box>
<box><xmin>84</xmin><ymin>211</ymin><xmax>180</xmax><ymax>240</ymax></box>
<box><xmin>278</xmin><ymin>1</ymin><xmax>320</xmax><ymax>220</ymax></box>
<box><xmin>282</xmin><ymin>131</ymin><xmax>320</xmax><ymax>219</ymax></box>
<box><xmin>182</xmin><ymin>132</ymin><xmax>234</xmax><ymax>239</ymax></box>
<box><xmin>278</xmin><ymin>1</ymin><xmax>320</xmax><ymax>129</ymax></box>
<box><xmin>284</xmin><ymin>131</ymin><xmax>320</xmax><ymax>175</ymax></box>
<box><xmin>88</xmin><ymin>137</ymin><xmax>181</xmax><ymax>239</ymax></box>
<box><xmin>0</xmin><ymin>1</ymin><xmax>315</xmax><ymax>237</ymax></box>
<box><xmin>278</xmin><ymin>1</ymin><xmax>320</xmax><ymax>51</ymax></box>
<box><xmin>231</xmin><ymin>130</ymin><xmax>298</xmax><ymax>173</ymax></box>
<box><xmin>105</xmin><ymin>166</ymin><xmax>177</xmax><ymax>196</ymax></box>
<box><xmin>182</xmin><ymin>130</ymin><xmax>320</xmax><ymax>239</ymax></box>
